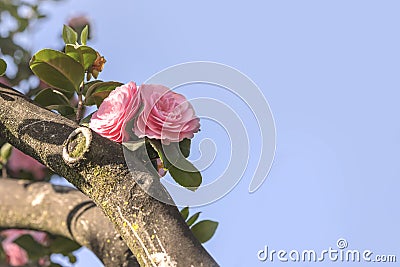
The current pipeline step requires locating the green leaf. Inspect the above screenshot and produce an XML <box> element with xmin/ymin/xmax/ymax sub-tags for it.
<box><xmin>64</xmin><ymin>45</ymin><xmax>80</xmax><ymax>62</ymax></box>
<box><xmin>65</xmin><ymin>45</ymin><xmax>97</xmax><ymax>70</ymax></box>
<box><xmin>84</xmin><ymin>81</ymin><xmax>123</xmax><ymax>107</ymax></box>
<box><xmin>81</xmin><ymin>25</ymin><xmax>89</xmax><ymax>45</ymax></box>
<box><xmin>148</xmin><ymin>139</ymin><xmax>202</xmax><ymax>190</ymax></box>
<box><xmin>34</xmin><ymin>88</ymin><xmax>70</xmax><ymax>107</ymax></box>
<box><xmin>0</xmin><ymin>143</ymin><xmax>13</xmax><ymax>162</ymax></box>
<box><xmin>147</xmin><ymin>139</ymin><xmax>172</xmax><ymax>168</ymax></box>
<box><xmin>0</xmin><ymin>58</ymin><xmax>6</xmax><ymax>76</ymax></box>
<box><xmin>14</xmin><ymin>235</ymin><xmax>48</xmax><ymax>260</ymax></box>
<box><xmin>62</xmin><ymin>24</ymin><xmax>78</xmax><ymax>44</ymax></box>
<box><xmin>48</xmin><ymin>263</ymin><xmax>63</xmax><ymax>267</ymax></box>
<box><xmin>187</xmin><ymin>212</ymin><xmax>201</xmax><ymax>227</ymax></box>
<box><xmin>83</xmin><ymin>80</ymin><xmax>103</xmax><ymax>95</ymax></box>
<box><xmin>150</xmin><ymin>140</ymin><xmax>191</xmax><ymax>167</ymax></box>
<box><xmin>46</xmin><ymin>105</ymin><xmax>76</xmax><ymax>116</ymax></box>
<box><xmin>30</xmin><ymin>49</ymin><xmax>84</xmax><ymax>93</ymax></box>
<box><xmin>179</xmin><ymin>138</ymin><xmax>191</xmax><ymax>158</ymax></box>
<box><xmin>145</xmin><ymin>138</ymin><xmax>161</xmax><ymax>160</ymax></box>
<box><xmin>48</xmin><ymin>236</ymin><xmax>80</xmax><ymax>255</ymax></box>
<box><xmin>86</xmin><ymin>91</ymin><xmax>110</xmax><ymax>107</ymax></box>
<box><xmin>79</xmin><ymin>46</ymin><xmax>97</xmax><ymax>70</ymax></box>
<box><xmin>191</xmin><ymin>220</ymin><xmax>218</xmax><ymax>243</ymax></box>
<box><xmin>180</xmin><ymin>207</ymin><xmax>189</xmax><ymax>220</ymax></box>
<box><xmin>169</xmin><ymin>160</ymin><xmax>202</xmax><ymax>191</ymax></box>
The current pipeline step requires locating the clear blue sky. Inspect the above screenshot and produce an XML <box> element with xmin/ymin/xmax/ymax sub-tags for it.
<box><xmin>26</xmin><ymin>0</ymin><xmax>400</xmax><ymax>266</ymax></box>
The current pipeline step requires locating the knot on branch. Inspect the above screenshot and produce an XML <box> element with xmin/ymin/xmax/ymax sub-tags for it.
<box><xmin>63</xmin><ymin>127</ymin><xmax>92</xmax><ymax>165</ymax></box>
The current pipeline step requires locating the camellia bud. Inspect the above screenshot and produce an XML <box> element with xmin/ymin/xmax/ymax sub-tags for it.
<box><xmin>88</xmin><ymin>52</ymin><xmax>106</xmax><ymax>79</ymax></box>
<box><xmin>156</xmin><ymin>158</ymin><xmax>167</xmax><ymax>177</ymax></box>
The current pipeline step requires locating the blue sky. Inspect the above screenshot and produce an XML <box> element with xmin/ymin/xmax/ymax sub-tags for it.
<box><xmin>21</xmin><ymin>0</ymin><xmax>400</xmax><ymax>266</ymax></box>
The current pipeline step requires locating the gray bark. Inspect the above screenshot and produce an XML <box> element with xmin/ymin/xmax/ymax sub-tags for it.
<box><xmin>0</xmin><ymin>178</ymin><xmax>138</xmax><ymax>267</ymax></box>
<box><xmin>0</xmin><ymin>84</ymin><xmax>218</xmax><ymax>266</ymax></box>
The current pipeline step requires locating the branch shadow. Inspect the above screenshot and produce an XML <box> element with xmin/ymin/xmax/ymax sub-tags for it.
<box><xmin>18</xmin><ymin>119</ymin><xmax>75</xmax><ymax>146</ymax></box>
<box><xmin>66</xmin><ymin>200</ymin><xmax>96</xmax><ymax>238</ymax></box>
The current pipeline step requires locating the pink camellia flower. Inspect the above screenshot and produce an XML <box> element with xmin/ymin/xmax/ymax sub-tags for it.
<box><xmin>134</xmin><ymin>84</ymin><xmax>200</xmax><ymax>144</ymax></box>
<box><xmin>8</xmin><ymin>148</ymin><xmax>47</xmax><ymax>180</ymax></box>
<box><xmin>1</xmin><ymin>229</ymin><xmax>48</xmax><ymax>246</ymax></box>
<box><xmin>3</xmin><ymin>242</ymin><xmax>28</xmax><ymax>266</ymax></box>
<box><xmin>1</xmin><ymin>229</ymin><xmax>48</xmax><ymax>266</ymax></box>
<box><xmin>89</xmin><ymin>82</ymin><xmax>141</xmax><ymax>143</ymax></box>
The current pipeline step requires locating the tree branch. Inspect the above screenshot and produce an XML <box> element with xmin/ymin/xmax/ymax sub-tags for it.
<box><xmin>0</xmin><ymin>178</ymin><xmax>138</xmax><ymax>267</ymax></box>
<box><xmin>0</xmin><ymin>84</ymin><xmax>218</xmax><ymax>266</ymax></box>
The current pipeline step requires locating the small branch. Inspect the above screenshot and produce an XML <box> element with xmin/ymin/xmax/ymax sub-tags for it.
<box><xmin>63</xmin><ymin>127</ymin><xmax>92</xmax><ymax>164</ymax></box>
<box><xmin>76</xmin><ymin>90</ymin><xmax>84</xmax><ymax>123</ymax></box>
<box><xmin>0</xmin><ymin>178</ymin><xmax>139</xmax><ymax>267</ymax></box>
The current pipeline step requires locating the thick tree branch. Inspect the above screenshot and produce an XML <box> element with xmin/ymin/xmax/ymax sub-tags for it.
<box><xmin>0</xmin><ymin>84</ymin><xmax>218</xmax><ymax>266</ymax></box>
<box><xmin>0</xmin><ymin>178</ymin><xmax>138</xmax><ymax>267</ymax></box>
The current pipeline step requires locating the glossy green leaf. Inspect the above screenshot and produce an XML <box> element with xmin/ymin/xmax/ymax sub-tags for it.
<box><xmin>48</xmin><ymin>236</ymin><xmax>80</xmax><ymax>255</ymax></box>
<box><xmin>85</xmin><ymin>81</ymin><xmax>122</xmax><ymax>98</ymax></box>
<box><xmin>79</xmin><ymin>46</ymin><xmax>97</xmax><ymax>70</ymax></box>
<box><xmin>64</xmin><ymin>44</ymin><xmax>80</xmax><ymax>62</ymax></box>
<box><xmin>150</xmin><ymin>140</ymin><xmax>189</xmax><ymax>168</ymax></box>
<box><xmin>145</xmin><ymin>138</ymin><xmax>161</xmax><ymax>160</ymax></box>
<box><xmin>48</xmin><ymin>263</ymin><xmax>63</xmax><ymax>267</ymax></box>
<box><xmin>191</xmin><ymin>220</ymin><xmax>218</xmax><ymax>243</ymax></box>
<box><xmin>179</xmin><ymin>138</ymin><xmax>191</xmax><ymax>158</ymax></box>
<box><xmin>62</xmin><ymin>24</ymin><xmax>78</xmax><ymax>44</ymax></box>
<box><xmin>81</xmin><ymin>25</ymin><xmax>89</xmax><ymax>45</ymax></box>
<box><xmin>47</xmin><ymin>105</ymin><xmax>76</xmax><ymax>117</ymax></box>
<box><xmin>85</xmin><ymin>91</ymin><xmax>111</xmax><ymax>107</ymax></box>
<box><xmin>30</xmin><ymin>49</ymin><xmax>84</xmax><ymax>93</ymax></box>
<box><xmin>148</xmin><ymin>139</ymin><xmax>173</xmax><ymax>168</ymax></box>
<box><xmin>34</xmin><ymin>88</ymin><xmax>70</xmax><ymax>107</ymax></box>
<box><xmin>84</xmin><ymin>81</ymin><xmax>123</xmax><ymax>107</ymax></box>
<box><xmin>14</xmin><ymin>235</ymin><xmax>48</xmax><ymax>260</ymax></box>
<box><xmin>65</xmin><ymin>44</ymin><xmax>97</xmax><ymax>70</ymax></box>
<box><xmin>0</xmin><ymin>58</ymin><xmax>6</xmax><ymax>76</ymax></box>
<box><xmin>148</xmin><ymin>139</ymin><xmax>202</xmax><ymax>190</ymax></box>
<box><xmin>180</xmin><ymin>207</ymin><xmax>189</xmax><ymax>220</ymax></box>
<box><xmin>169</xmin><ymin>160</ymin><xmax>202</xmax><ymax>191</ymax></box>
<box><xmin>187</xmin><ymin>212</ymin><xmax>201</xmax><ymax>227</ymax></box>
<box><xmin>82</xmin><ymin>80</ymin><xmax>102</xmax><ymax>95</ymax></box>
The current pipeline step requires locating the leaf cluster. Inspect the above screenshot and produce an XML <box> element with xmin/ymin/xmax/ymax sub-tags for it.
<box><xmin>30</xmin><ymin>25</ymin><xmax>121</xmax><ymax>121</ymax></box>
<box><xmin>180</xmin><ymin>207</ymin><xmax>218</xmax><ymax>243</ymax></box>
<box><xmin>14</xmin><ymin>234</ymin><xmax>80</xmax><ymax>267</ymax></box>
